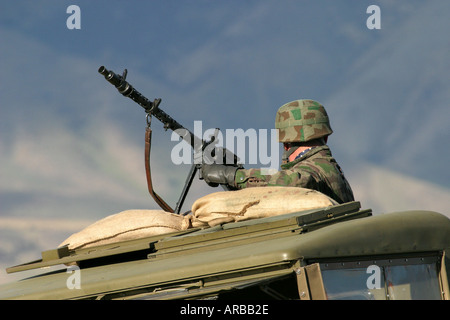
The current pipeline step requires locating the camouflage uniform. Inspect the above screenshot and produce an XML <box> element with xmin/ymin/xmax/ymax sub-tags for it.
<box><xmin>234</xmin><ymin>145</ymin><xmax>355</xmax><ymax>204</ymax></box>
<box><xmin>234</xmin><ymin>99</ymin><xmax>354</xmax><ymax>204</ymax></box>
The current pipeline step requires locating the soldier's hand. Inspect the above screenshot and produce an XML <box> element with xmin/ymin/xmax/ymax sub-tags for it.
<box><xmin>201</xmin><ymin>164</ymin><xmax>238</xmax><ymax>188</ymax></box>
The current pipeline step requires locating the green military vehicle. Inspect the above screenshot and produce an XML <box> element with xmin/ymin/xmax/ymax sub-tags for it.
<box><xmin>1</xmin><ymin>67</ymin><xmax>449</xmax><ymax>300</ymax></box>
<box><xmin>1</xmin><ymin>201</ymin><xmax>449</xmax><ymax>300</ymax></box>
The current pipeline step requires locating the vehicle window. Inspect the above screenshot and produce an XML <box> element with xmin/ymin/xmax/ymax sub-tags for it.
<box><xmin>320</xmin><ymin>258</ymin><xmax>442</xmax><ymax>300</ymax></box>
<box><xmin>385</xmin><ymin>263</ymin><xmax>441</xmax><ymax>300</ymax></box>
<box><xmin>321</xmin><ymin>268</ymin><xmax>386</xmax><ymax>300</ymax></box>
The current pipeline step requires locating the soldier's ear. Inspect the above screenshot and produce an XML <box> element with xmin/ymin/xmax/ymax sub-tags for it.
<box><xmin>283</xmin><ymin>143</ymin><xmax>291</xmax><ymax>151</ymax></box>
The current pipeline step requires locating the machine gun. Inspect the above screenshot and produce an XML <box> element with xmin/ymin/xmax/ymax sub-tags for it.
<box><xmin>98</xmin><ymin>66</ymin><xmax>241</xmax><ymax>214</ymax></box>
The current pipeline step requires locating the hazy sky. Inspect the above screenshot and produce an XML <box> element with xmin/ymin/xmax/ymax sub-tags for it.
<box><xmin>1</xmin><ymin>1</ymin><xmax>449</xmax><ymax>220</ymax></box>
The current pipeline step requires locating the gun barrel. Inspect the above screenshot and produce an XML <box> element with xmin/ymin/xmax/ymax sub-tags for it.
<box><xmin>98</xmin><ymin>66</ymin><xmax>134</xmax><ymax>96</ymax></box>
<box><xmin>98</xmin><ymin>66</ymin><xmax>240</xmax><ymax>165</ymax></box>
<box><xmin>98</xmin><ymin>66</ymin><xmax>240</xmax><ymax>213</ymax></box>
<box><xmin>98</xmin><ymin>66</ymin><xmax>201</xmax><ymax>148</ymax></box>
<box><xmin>98</xmin><ymin>66</ymin><xmax>120</xmax><ymax>86</ymax></box>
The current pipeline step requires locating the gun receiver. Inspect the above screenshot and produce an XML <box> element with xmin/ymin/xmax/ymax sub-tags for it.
<box><xmin>98</xmin><ymin>66</ymin><xmax>240</xmax><ymax>213</ymax></box>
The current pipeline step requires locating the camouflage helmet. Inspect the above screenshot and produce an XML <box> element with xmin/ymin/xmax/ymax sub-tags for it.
<box><xmin>275</xmin><ymin>99</ymin><xmax>333</xmax><ymax>143</ymax></box>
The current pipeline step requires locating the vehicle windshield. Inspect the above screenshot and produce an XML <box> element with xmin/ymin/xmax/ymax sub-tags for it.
<box><xmin>320</xmin><ymin>257</ymin><xmax>442</xmax><ymax>300</ymax></box>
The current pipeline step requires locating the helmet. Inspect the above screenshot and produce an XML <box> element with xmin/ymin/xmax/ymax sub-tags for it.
<box><xmin>275</xmin><ymin>99</ymin><xmax>333</xmax><ymax>143</ymax></box>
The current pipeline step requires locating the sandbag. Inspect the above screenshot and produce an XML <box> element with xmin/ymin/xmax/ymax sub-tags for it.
<box><xmin>191</xmin><ymin>187</ymin><xmax>338</xmax><ymax>227</ymax></box>
<box><xmin>59</xmin><ymin>209</ymin><xmax>191</xmax><ymax>250</ymax></box>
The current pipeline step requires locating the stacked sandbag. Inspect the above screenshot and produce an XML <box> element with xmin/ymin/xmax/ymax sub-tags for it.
<box><xmin>190</xmin><ymin>186</ymin><xmax>338</xmax><ymax>227</ymax></box>
<box><xmin>59</xmin><ymin>187</ymin><xmax>337</xmax><ymax>250</ymax></box>
<box><xmin>59</xmin><ymin>209</ymin><xmax>191</xmax><ymax>250</ymax></box>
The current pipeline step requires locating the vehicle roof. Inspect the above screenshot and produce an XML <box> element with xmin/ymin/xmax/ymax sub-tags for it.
<box><xmin>1</xmin><ymin>202</ymin><xmax>449</xmax><ymax>299</ymax></box>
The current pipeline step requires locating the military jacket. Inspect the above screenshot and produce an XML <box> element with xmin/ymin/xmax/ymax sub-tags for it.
<box><xmin>234</xmin><ymin>145</ymin><xmax>355</xmax><ymax>204</ymax></box>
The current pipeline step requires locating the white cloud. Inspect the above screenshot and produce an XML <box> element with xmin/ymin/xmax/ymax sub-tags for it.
<box><xmin>348</xmin><ymin>161</ymin><xmax>450</xmax><ymax>217</ymax></box>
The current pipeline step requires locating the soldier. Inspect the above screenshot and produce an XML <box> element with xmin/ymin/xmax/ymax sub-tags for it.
<box><xmin>201</xmin><ymin>99</ymin><xmax>355</xmax><ymax>204</ymax></box>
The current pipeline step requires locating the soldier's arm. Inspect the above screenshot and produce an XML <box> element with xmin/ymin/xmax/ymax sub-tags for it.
<box><xmin>201</xmin><ymin>164</ymin><xmax>317</xmax><ymax>190</ymax></box>
<box><xmin>234</xmin><ymin>168</ymin><xmax>312</xmax><ymax>189</ymax></box>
